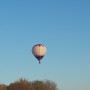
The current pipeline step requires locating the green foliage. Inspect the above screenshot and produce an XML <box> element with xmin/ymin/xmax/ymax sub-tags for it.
<box><xmin>0</xmin><ymin>78</ymin><xmax>58</xmax><ymax>90</ymax></box>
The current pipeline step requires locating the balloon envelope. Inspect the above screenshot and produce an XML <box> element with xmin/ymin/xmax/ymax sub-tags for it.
<box><xmin>32</xmin><ymin>44</ymin><xmax>46</xmax><ymax>63</ymax></box>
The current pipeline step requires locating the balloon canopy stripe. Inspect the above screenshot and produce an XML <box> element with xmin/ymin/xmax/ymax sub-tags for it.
<box><xmin>35</xmin><ymin>56</ymin><xmax>44</xmax><ymax>61</ymax></box>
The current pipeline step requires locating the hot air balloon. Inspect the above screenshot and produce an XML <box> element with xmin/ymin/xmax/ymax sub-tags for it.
<box><xmin>32</xmin><ymin>44</ymin><xmax>46</xmax><ymax>64</ymax></box>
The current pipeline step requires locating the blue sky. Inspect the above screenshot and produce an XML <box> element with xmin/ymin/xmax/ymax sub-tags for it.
<box><xmin>0</xmin><ymin>0</ymin><xmax>90</xmax><ymax>90</ymax></box>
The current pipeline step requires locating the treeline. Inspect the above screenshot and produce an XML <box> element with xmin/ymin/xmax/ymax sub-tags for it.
<box><xmin>0</xmin><ymin>79</ymin><xmax>58</xmax><ymax>90</ymax></box>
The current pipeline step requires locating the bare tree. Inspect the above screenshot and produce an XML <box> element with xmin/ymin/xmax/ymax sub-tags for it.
<box><xmin>31</xmin><ymin>80</ymin><xmax>58</xmax><ymax>90</ymax></box>
<box><xmin>44</xmin><ymin>80</ymin><xmax>58</xmax><ymax>90</ymax></box>
<box><xmin>0</xmin><ymin>78</ymin><xmax>58</xmax><ymax>90</ymax></box>
<box><xmin>8</xmin><ymin>78</ymin><xmax>33</xmax><ymax>90</ymax></box>
<box><xmin>32</xmin><ymin>80</ymin><xmax>45</xmax><ymax>90</ymax></box>
<box><xmin>0</xmin><ymin>84</ymin><xmax>7</xmax><ymax>90</ymax></box>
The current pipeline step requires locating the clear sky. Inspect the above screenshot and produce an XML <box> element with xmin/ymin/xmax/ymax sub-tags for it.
<box><xmin>0</xmin><ymin>0</ymin><xmax>90</xmax><ymax>90</ymax></box>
